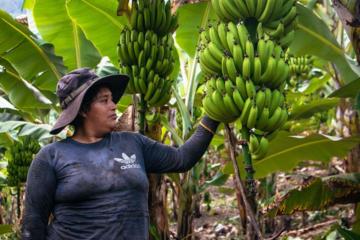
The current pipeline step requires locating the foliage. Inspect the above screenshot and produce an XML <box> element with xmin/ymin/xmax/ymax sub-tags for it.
<box><xmin>265</xmin><ymin>173</ymin><xmax>360</xmax><ymax>216</ymax></box>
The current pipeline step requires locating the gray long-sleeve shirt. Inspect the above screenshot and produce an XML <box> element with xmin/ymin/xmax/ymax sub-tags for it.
<box><xmin>22</xmin><ymin>116</ymin><xmax>219</xmax><ymax>240</ymax></box>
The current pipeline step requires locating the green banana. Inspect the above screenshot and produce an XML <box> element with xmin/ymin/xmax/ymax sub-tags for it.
<box><xmin>239</xmin><ymin>98</ymin><xmax>252</xmax><ymax>125</ymax></box>
<box><xmin>216</xmin><ymin>77</ymin><xmax>226</xmax><ymax>93</ymax></box>
<box><xmin>224</xmin><ymin>93</ymin><xmax>241</xmax><ymax>116</ymax></box>
<box><xmin>233</xmin><ymin>43</ymin><xmax>244</xmax><ymax>73</ymax></box>
<box><xmin>255</xmin><ymin>90</ymin><xmax>266</xmax><ymax>115</ymax></box>
<box><xmin>245</xmin><ymin>0</ymin><xmax>256</xmax><ymax>16</ymax></box>
<box><xmin>266</xmin><ymin>106</ymin><xmax>282</xmax><ymax>131</ymax></box>
<box><xmin>256</xmin><ymin>107</ymin><xmax>269</xmax><ymax>130</ymax></box>
<box><xmin>209</xmin><ymin>25</ymin><xmax>223</xmax><ymax>49</ymax></box>
<box><xmin>260</xmin><ymin>56</ymin><xmax>276</xmax><ymax>85</ymax></box>
<box><xmin>259</xmin><ymin>0</ymin><xmax>276</xmax><ymax>23</ymax></box>
<box><xmin>253</xmin><ymin>57</ymin><xmax>262</xmax><ymax>84</ymax></box>
<box><xmin>245</xmin><ymin>80</ymin><xmax>256</xmax><ymax>99</ymax></box>
<box><xmin>222</xmin><ymin>0</ymin><xmax>242</xmax><ymax>21</ymax></box>
<box><xmin>218</xmin><ymin>22</ymin><xmax>230</xmax><ymax>51</ymax></box>
<box><xmin>242</xmin><ymin>57</ymin><xmax>251</xmax><ymax>80</ymax></box>
<box><xmin>269</xmin><ymin>89</ymin><xmax>281</xmax><ymax>115</ymax></box>
<box><xmin>236</xmin><ymin>76</ymin><xmax>248</xmax><ymax>99</ymax></box>
<box><xmin>233</xmin><ymin>89</ymin><xmax>245</xmax><ymax>111</ymax></box>
<box><xmin>208</xmin><ymin>42</ymin><xmax>224</xmax><ymax>63</ymax></box>
<box><xmin>225</xmin><ymin>79</ymin><xmax>234</xmax><ymax>96</ymax></box>
<box><xmin>237</xmin><ymin>24</ymin><xmax>249</xmax><ymax>50</ymax></box>
<box><xmin>226</xmin><ymin>57</ymin><xmax>238</xmax><ymax>82</ymax></box>
<box><xmin>233</xmin><ymin>0</ymin><xmax>250</xmax><ymax>18</ymax></box>
<box><xmin>255</xmin><ymin>0</ymin><xmax>266</xmax><ymax>18</ymax></box>
<box><xmin>249</xmin><ymin>134</ymin><xmax>260</xmax><ymax>153</ymax></box>
<box><xmin>247</xmin><ymin>104</ymin><xmax>258</xmax><ymax>129</ymax></box>
<box><xmin>252</xmin><ymin>136</ymin><xmax>269</xmax><ymax>160</ymax></box>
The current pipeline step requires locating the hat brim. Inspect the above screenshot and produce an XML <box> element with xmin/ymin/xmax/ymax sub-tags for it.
<box><xmin>50</xmin><ymin>74</ymin><xmax>129</xmax><ymax>135</ymax></box>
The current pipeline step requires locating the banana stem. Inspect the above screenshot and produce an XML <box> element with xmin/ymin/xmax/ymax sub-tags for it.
<box><xmin>16</xmin><ymin>185</ymin><xmax>21</xmax><ymax>218</ymax></box>
<box><xmin>139</xmin><ymin>94</ymin><xmax>147</xmax><ymax>135</ymax></box>
<box><xmin>225</xmin><ymin>125</ymin><xmax>263</xmax><ymax>239</ymax></box>
<box><xmin>241</xmin><ymin>128</ymin><xmax>256</xmax><ymax>198</ymax></box>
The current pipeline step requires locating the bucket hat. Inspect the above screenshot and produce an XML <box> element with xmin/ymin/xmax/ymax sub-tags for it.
<box><xmin>50</xmin><ymin>67</ymin><xmax>129</xmax><ymax>135</ymax></box>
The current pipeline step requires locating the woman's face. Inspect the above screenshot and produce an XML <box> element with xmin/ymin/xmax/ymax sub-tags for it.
<box><xmin>82</xmin><ymin>87</ymin><xmax>117</xmax><ymax>133</ymax></box>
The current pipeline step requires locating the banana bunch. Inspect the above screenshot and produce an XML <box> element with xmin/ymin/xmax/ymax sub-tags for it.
<box><xmin>6</xmin><ymin>136</ymin><xmax>40</xmax><ymax>186</ymax></box>
<box><xmin>288</xmin><ymin>55</ymin><xmax>312</xmax><ymax>78</ymax></box>
<box><xmin>211</xmin><ymin>0</ymin><xmax>298</xmax><ymax>46</ymax></box>
<box><xmin>130</xmin><ymin>0</ymin><xmax>178</xmax><ymax>37</ymax></box>
<box><xmin>249</xmin><ymin>134</ymin><xmax>269</xmax><ymax>160</ymax></box>
<box><xmin>118</xmin><ymin>29</ymin><xmax>174</xmax><ymax>106</ymax></box>
<box><xmin>202</xmin><ymin>75</ymin><xmax>288</xmax><ymax>131</ymax></box>
<box><xmin>118</xmin><ymin>28</ymin><xmax>175</xmax><ymax>75</ymax></box>
<box><xmin>118</xmin><ymin>1</ymin><xmax>177</xmax><ymax>107</ymax></box>
<box><xmin>199</xmin><ymin>22</ymin><xmax>290</xmax><ymax>90</ymax></box>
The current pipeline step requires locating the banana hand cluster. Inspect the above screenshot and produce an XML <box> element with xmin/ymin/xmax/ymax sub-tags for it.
<box><xmin>199</xmin><ymin>22</ymin><xmax>291</xmax><ymax>159</ymax></box>
<box><xmin>6</xmin><ymin>136</ymin><xmax>40</xmax><ymax>186</ymax></box>
<box><xmin>249</xmin><ymin>133</ymin><xmax>269</xmax><ymax>160</ymax></box>
<box><xmin>211</xmin><ymin>0</ymin><xmax>298</xmax><ymax>47</ymax></box>
<box><xmin>130</xmin><ymin>0</ymin><xmax>178</xmax><ymax>37</ymax></box>
<box><xmin>288</xmin><ymin>55</ymin><xmax>312</xmax><ymax>78</ymax></box>
<box><xmin>118</xmin><ymin>0</ymin><xmax>178</xmax><ymax>107</ymax></box>
<box><xmin>199</xmin><ymin>22</ymin><xmax>290</xmax><ymax>90</ymax></box>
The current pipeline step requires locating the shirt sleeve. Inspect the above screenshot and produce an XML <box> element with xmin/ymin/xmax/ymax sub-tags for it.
<box><xmin>140</xmin><ymin>115</ymin><xmax>219</xmax><ymax>173</ymax></box>
<box><xmin>21</xmin><ymin>149</ymin><xmax>56</xmax><ymax>240</ymax></box>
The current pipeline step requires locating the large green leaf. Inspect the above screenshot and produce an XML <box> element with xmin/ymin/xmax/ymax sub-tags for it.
<box><xmin>172</xmin><ymin>85</ymin><xmax>192</xmax><ymax>139</ymax></box>
<box><xmin>223</xmin><ymin>132</ymin><xmax>360</xmax><ymax>179</ymax></box>
<box><xmin>289</xmin><ymin>98</ymin><xmax>340</xmax><ymax>120</ymax></box>
<box><xmin>159</xmin><ymin>115</ymin><xmax>184</xmax><ymax>146</ymax></box>
<box><xmin>66</xmin><ymin>0</ymin><xmax>127</xmax><ymax>66</ymax></box>
<box><xmin>176</xmin><ymin>2</ymin><xmax>215</xmax><ymax>58</ymax></box>
<box><xmin>33</xmin><ymin>0</ymin><xmax>101</xmax><ymax>71</ymax></box>
<box><xmin>302</xmin><ymin>75</ymin><xmax>331</xmax><ymax>95</ymax></box>
<box><xmin>0</xmin><ymin>10</ymin><xmax>66</xmax><ymax>91</ymax></box>
<box><xmin>0</xmin><ymin>120</ymin><xmax>54</xmax><ymax>141</ymax></box>
<box><xmin>0</xmin><ymin>60</ymin><xmax>53</xmax><ymax>110</ymax></box>
<box><xmin>329</xmin><ymin>78</ymin><xmax>360</xmax><ymax>98</ymax></box>
<box><xmin>266</xmin><ymin>174</ymin><xmax>360</xmax><ymax>216</ymax></box>
<box><xmin>0</xmin><ymin>96</ymin><xmax>16</xmax><ymax>110</ymax></box>
<box><xmin>290</xmin><ymin>4</ymin><xmax>359</xmax><ymax>83</ymax></box>
<box><xmin>337</xmin><ymin>226</ymin><xmax>360</xmax><ymax>240</ymax></box>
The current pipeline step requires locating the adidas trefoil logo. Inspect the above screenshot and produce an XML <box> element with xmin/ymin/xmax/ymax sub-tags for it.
<box><xmin>114</xmin><ymin>153</ymin><xmax>140</xmax><ymax>170</ymax></box>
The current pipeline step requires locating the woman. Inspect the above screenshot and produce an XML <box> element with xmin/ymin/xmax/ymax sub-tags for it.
<box><xmin>22</xmin><ymin>68</ymin><xmax>219</xmax><ymax>239</ymax></box>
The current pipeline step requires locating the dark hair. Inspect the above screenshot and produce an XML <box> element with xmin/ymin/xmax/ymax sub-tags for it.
<box><xmin>70</xmin><ymin>82</ymin><xmax>112</xmax><ymax>129</ymax></box>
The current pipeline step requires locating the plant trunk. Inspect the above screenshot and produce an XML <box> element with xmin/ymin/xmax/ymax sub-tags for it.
<box><xmin>147</xmin><ymin>116</ymin><xmax>170</xmax><ymax>240</ymax></box>
<box><xmin>177</xmin><ymin>180</ymin><xmax>194</xmax><ymax>240</ymax></box>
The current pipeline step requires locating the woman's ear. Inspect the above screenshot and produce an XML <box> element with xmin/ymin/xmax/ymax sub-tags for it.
<box><xmin>79</xmin><ymin>111</ymin><xmax>87</xmax><ymax>118</ymax></box>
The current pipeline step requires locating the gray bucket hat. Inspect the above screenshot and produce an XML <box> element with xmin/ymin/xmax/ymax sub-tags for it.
<box><xmin>50</xmin><ymin>68</ymin><xmax>129</xmax><ymax>135</ymax></box>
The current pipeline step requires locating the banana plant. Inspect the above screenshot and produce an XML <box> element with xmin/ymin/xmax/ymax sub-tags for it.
<box><xmin>223</xmin><ymin>131</ymin><xmax>360</xmax><ymax>179</ymax></box>
<box><xmin>265</xmin><ymin>173</ymin><xmax>360</xmax><ymax>216</ymax></box>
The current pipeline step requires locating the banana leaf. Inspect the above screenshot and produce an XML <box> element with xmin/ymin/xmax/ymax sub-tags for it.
<box><xmin>289</xmin><ymin>98</ymin><xmax>340</xmax><ymax>120</ymax></box>
<box><xmin>159</xmin><ymin>115</ymin><xmax>184</xmax><ymax>146</ymax></box>
<box><xmin>265</xmin><ymin>173</ymin><xmax>360</xmax><ymax>216</ymax></box>
<box><xmin>32</xmin><ymin>0</ymin><xmax>101</xmax><ymax>71</ymax></box>
<box><xmin>0</xmin><ymin>96</ymin><xmax>16</xmax><ymax>110</ymax></box>
<box><xmin>0</xmin><ymin>10</ymin><xmax>66</xmax><ymax>91</ymax></box>
<box><xmin>0</xmin><ymin>120</ymin><xmax>55</xmax><ymax>141</ymax></box>
<box><xmin>302</xmin><ymin>75</ymin><xmax>332</xmax><ymax>95</ymax></box>
<box><xmin>329</xmin><ymin>78</ymin><xmax>360</xmax><ymax>98</ymax></box>
<box><xmin>176</xmin><ymin>2</ymin><xmax>216</xmax><ymax>58</ymax></box>
<box><xmin>66</xmin><ymin>0</ymin><xmax>127</xmax><ymax>66</ymax></box>
<box><xmin>337</xmin><ymin>226</ymin><xmax>360</xmax><ymax>240</ymax></box>
<box><xmin>172</xmin><ymin>84</ymin><xmax>192</xmax><ymax>139</ymax></box>
<box><xmin>223</xmin><ymin>131</ymin><xmax>360</xmax><ymax>179</ymax></box>
<box><xmin>0</xmin><ymin>59</ymin><xmax>53</xmax><ymax>110</ymax></box>
<box><xmin>290</xmin><ymin>4</ymin><xmax>359</xmax><ymax>84</ymax></box>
